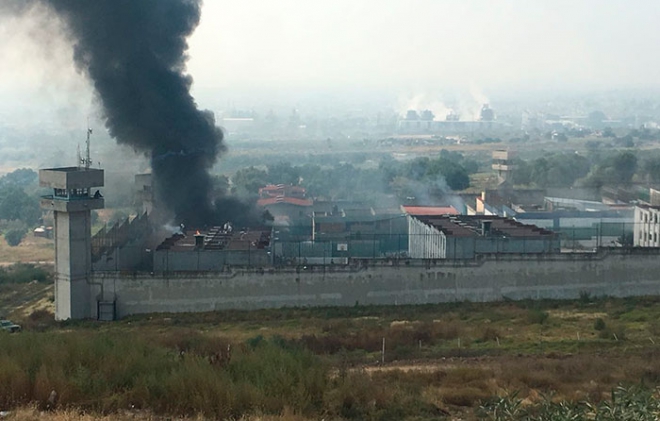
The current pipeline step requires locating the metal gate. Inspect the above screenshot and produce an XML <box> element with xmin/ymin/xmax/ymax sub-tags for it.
<box><xmin>97</xmin><ymin>301</ymin><xmax>116</xmax><ymax>321</ymax></box>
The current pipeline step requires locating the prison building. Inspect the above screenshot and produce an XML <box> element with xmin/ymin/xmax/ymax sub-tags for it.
<box><xmin>152</xmin><ymin>226</ymin><xmax>272</xmax><ymax>271</ymax></box>
<box><xmin>634</xmin><ymin>205</ymin><xmax>660</xmax><ymax>247</ymax></box>
<box><xmin>408</xmin><ymin>215</ymin><xmax>559</xmax><ymax>260</ymax></box>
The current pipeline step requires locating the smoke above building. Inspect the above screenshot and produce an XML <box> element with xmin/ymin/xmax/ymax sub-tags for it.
<box><xmin>8</xmin><ymin>0</ymin><xmax>234</xmax><ymax>227</ymax></box>
<box><xmin>398</xmin><ymin>83</ymin><xmax>491</xmax><ymax>122</ymax></box>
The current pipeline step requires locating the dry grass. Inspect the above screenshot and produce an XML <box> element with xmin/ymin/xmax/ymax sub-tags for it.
<box><xmin>0</xmin><ymin>236</ymin><xmax>53</xmax><ymax>265</ymax></box>
<box><xmin>1</xmin><ymin>285</ymin><xmax>660</xmax><ymax>418</ymax></box>
<box><xmin>0</xmin><ymin>282</ymin><xmax>53</xmax><ymax>319</ymax></box>
<box><xmin>12</xmin><ymin>293</ymin><xmax>55</xmax><ymax>320</ymax></box>
<box><xmin>360</xmin><ymin>351</ymin><xmax>660</xmax><ymax>407</ymax></box>
<box><xmin>0</xmin><ymin>407</ymin><xmax>316</xmax><ymax>421</ymax></box>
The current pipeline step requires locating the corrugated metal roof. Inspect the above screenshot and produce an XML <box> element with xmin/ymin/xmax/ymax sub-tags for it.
<box><xmin>257</xmin><ymin>197</ymin><xmax>313</xmax><ymax>207</ymax></box>
<box><xmin>402</xmin><ymin>205</ymin><xmax>459</xmax><ymax>216</ymax></box>
<box><xmin>415</xmin><ymin>215</ymin><xmax>556</xmax><ymax>238</ymax></box>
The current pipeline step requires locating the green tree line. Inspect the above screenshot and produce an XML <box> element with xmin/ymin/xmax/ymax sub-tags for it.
<box><xmin>230</xmin><ymin>150</ymin><xmax>478</xmax><ymax>202</ymax></box>
<box><xmin>0</xmin><ymin>168</ymin><xmax>41</xmax><ymax>246</ymax></box>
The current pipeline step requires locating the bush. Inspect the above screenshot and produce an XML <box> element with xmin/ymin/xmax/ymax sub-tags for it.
<box><xmin>479</xmin><ymin>326</ymin><xmax>501</xmax><ymax>342</ymax></box>
<box><xmin>21</xmin><ymin>309</ymin><xmax>56</xmax><ymax>331</ymax></box>
<box><xmin>441</xmin><ymin>387</ymin><xmax>491</xmax><ymax>407</ymax></box>
<box><xmin>594</xmin><ymin>318</ymin><xmax>606</xmax><ymax>331</ymax></box>
<box><xmin>649</xmin><ymin>320</ymin><xmax>660</xmax><ymax>337</ymax></box>
<box><xmin>0</xmin><ymin>264</ymin><xmax>52</xmax><ymax>284</ymax></box>
<box><xmin>527</xmin><ymin>308</ymin><xmax>549</xmax><ymax>325</ymax></box>
<box><xmin>598</xmin><ymin>324</ymin><xmax>626</xmax><ymax>341</ymax></box>
<box><xmin>479</xmin><ymin>386</ymin><xmax>660</xmax><ymax>420</ymax></box>
<box><xmin>3</xmin><ymin>228</ymin><xmax>26</xmax><ymax>246</ymax></box>
<box><xmin>0</xmin><ymin>332</ymin><xmax>329</xmax><ymax>418</ymax></box>
<box><xmin>579</xmin><ymin>290</ymin><xmax>593</xmax><ymax>305</ymax></box>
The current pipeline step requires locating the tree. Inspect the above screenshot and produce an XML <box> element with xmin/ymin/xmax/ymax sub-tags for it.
<box><xmin>439</xmin><ymin>150</ymin><xmax>479</xmax><ymax>174</ymax></box>
<box><xmin>0</xmin><ymin>185</ymin><xmax>41</xmax><ymax>225</ymax></box>
<box><xmin>0</xmin><ymin>168</ymin><xmax>37</xmax><ymax>188</ymax></box>
<box><xmin>437</xmin><ymin>162</ymin><xmax>470</xmax><ymax>191</ymax></box>
<box><xmin>643</xmin><ymin>157</ymin><xmax>660</xmax><ymax>184</ymax></box>
<box><xmin>614</xmin><ymin>135</ymin><xmax>634</xmax><ymax>148</ymax></box>
<box><xmin>404</xmin><ymin>157</ymin><xmax>430</xmax><ymax>180</ymax></box>
<box><xmin>610</xmin><ymin>151</ymin><xmax>637</xmax><ymax>184</ymax></box>
<box><xmin>529</xmin><ymin>154</ymin><xmax>591</xmax><ymax>188</ymax></box>
<box><xmin>407</xmin><ymin>157</ymin><xmax>470</xmax><ymax>191</ymax></box>
<box><xmin>602</xmin><ymin>127</ymin><xmax>616</xmax><ymax>138</ymax></box>
<box><xmin>4</xmin><ymin>228</ymin><xmax>26</xmax><ymax>247</ymax></box>
<box><xmin>267</xmin><ymin>162</ymin><xmax>300</xmax><ymax>185</ymax></box>
<box><xmin>511</xmin><ymin>159</ymin><xmax>532</xmax><ymax>185</ymax></box>
<box><xmin>588</xmin><ymin>110</ymin><xmax>607</xmax><ymax>128</ymax></box>
<box><xmin>586</xmin><ymin>140</ymin><xmax>602</xmax><ymax>151</ymax></box>
<box><xmin>232</xmin><ymin>167</ymin><xmax>268</xmax><ymax>194</ymax></box>
<box><xmin>378</xmin><ymin>156</ymin><xmax>399</xmax><ymax>183</ymax></box>
<box><xmin>461</xmin><ymin>158</ymin><xmax>480</xmax><ymax>175</ymax></box>
<box><xmin>582</xmin><ymin>151</ymin><xmax>638</xmax><ymax>187</ymax></box>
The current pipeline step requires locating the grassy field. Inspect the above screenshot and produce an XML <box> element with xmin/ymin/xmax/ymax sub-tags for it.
<box><xmin>2</xmin><ymin>277</ymin><xmax>660</xmax><ymax>421</ymax></box>
<box><xmin>0</xmin><ymin>235</ymin><xmax>53</xmax><ymax>265</ymax></box>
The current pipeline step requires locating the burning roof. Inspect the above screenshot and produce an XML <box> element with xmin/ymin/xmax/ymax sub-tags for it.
<box><xmin>156</xmin><ymin>226</ymin><xmax>271</xmax><ymax>252</ymax></box>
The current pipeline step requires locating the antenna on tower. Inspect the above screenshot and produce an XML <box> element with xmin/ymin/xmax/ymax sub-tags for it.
<box><xmin>85</xmin><ymin>127</ymin><xmax>92</xmax><ymax>169</ymax></box>
<box><xmin>78</xmin><ymin>127</ymin><xmax>93</xmax><ymax>169</ymax></box>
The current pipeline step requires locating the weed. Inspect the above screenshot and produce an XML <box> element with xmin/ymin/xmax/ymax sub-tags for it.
<box><xmin>598</xmin><ymin>324</ymin><xmax>627</xmax><ymax>341</ymax></box>
<box><xmin>479</xmin><ymin>326</ymin><xmax>501</xmax><ymax>342</ymax></box>
<box><xmin>0</xmin><ymin>263</ymin><xmax>52</xmax><ymax>284</ymax></box>
<box><xmin>441</xmin><ymin>387</ymin><xmax>491</xmax><ymax>407</ymax></box>
<box><xmin>527</xmin><ymin>308</ymin><xmax>549</xmax><ymax>325</ymax></box>
<box><xmin>579</xmin><ymin>290</ymin><xmax>592</xmax><ymax>305</ymax></box>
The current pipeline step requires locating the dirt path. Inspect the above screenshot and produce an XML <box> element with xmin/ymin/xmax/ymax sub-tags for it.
<box><xmin>0</xmin><ymin>261</ymin><xmax>54</xmax><ymax>267</ymax></box>
<box><xmin>352</xmin><ymin>356</ymin><xmax>498</xmax><ymax>375</ymax></box>
<box><xmin>0</xmin><ymin>282</ymin><xmax>52</xmax><ymax>316</ymax></box>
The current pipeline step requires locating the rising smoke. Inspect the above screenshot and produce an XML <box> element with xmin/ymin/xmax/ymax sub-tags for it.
<box><xmin>6</xmin><ymin>0</ymin><xmax>237</xmax><ymax>228</ymax></box>
<box><xmin>399</xmin><ymin>83</ymin><xmax>490</xmax><ymax>121</ymax></box>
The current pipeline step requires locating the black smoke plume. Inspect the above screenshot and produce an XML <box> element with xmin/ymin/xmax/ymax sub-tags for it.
<box><xmin>12</xmin><ymin>0</ymin><xmax>241</xmax><ymax>227</ymax></box>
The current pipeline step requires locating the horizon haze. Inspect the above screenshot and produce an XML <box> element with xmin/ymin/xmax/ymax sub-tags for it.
<box><xmin>1</xmin><ymin>0</ymin><xmax>660</xmax><ymax>126</ymax></box>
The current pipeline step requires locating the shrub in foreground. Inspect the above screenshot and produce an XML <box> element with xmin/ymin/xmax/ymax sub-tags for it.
<box><xmin>0</xmin><ymin>332</ymin><xmax>328</xmax><ymax>419</ymax></box>
<box><xmin>479</xmin><ymin>386</ymin><xmax>660</xmax><ymax>420</ymax></box>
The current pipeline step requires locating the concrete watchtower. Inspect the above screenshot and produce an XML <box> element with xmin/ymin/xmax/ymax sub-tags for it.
<box><xmin>39</xmin><ymin>166</ymin><xmax>104</xmax><ymax>320</ymax></box>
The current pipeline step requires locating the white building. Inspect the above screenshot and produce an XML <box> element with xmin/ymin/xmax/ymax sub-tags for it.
<box><xmin>407</xmin><ymin>215</ymin><xmax>447</xmax><ymax>259</ymax></box>
<box><xmin>634</xmin><ymin>206</ymin><xmax>660</xmax><ymax>247</ymax></box>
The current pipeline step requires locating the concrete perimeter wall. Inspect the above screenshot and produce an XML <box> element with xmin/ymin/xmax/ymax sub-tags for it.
<box><xmin>90</xmin><ymin>249</ymin><xmax>660</xmax><ymax>319</ymax></box>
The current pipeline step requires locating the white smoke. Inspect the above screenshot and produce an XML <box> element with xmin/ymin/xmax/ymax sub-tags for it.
<box><xmin>398</xmin><ymin>176</ymin><xmax>465</xmax><ymax>212</ymax></box>
<box><xmin>397</xmin><ymin>93</ymin><xmax>452</xmax><ymax>121</ymax></box>
<box><xmin>467</xmin><ymin>81</ymin><xmax>490</xmax><ymax>120</ymax></box>
<box><xmin>398</xmin><ymin>83</ymin><xmax>490</xmax><ymax>122</ymax></box>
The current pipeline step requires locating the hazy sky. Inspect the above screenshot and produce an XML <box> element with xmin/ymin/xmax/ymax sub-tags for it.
<box><xmin>1</xmin><ymin>0</ymin><xmax>660</xmax><ymax>124</ymax></box>
<box><xmin>188</xmin><ymin>0</ymin><xmax>660</xmax><ymax>92</ymax></box>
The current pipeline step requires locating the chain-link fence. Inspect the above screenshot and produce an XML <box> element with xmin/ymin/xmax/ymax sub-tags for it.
<box><xmin>87</xmin><ymin>219</ymin><xmax>657</xmax><ymax>272</ymax></box>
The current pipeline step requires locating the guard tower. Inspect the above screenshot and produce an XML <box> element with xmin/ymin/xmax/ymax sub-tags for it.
<box><xmin>39</xmin><ymin>166</ymin><xmax>104</xmax><ymax>320</ymax></box>
<box><xmin>492</xmin><ymin>149</ymin><xmax>515</xmax><ymax>187</ymax></box>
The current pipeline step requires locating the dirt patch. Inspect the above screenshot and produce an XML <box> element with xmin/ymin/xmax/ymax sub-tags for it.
<box><xmin>548</xmin><ymin>310</ymin><xmax>607</xmax><ymax>320</ymax></box>
<box><xmin>0</xmin><ymin>282</ymin><xmax>53</xmax><ymax>319</ymax></box>
<box><xmin>0</xmin><ymin>235</ymin><xmax>54</xmax><ymax>263</ymax></box>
